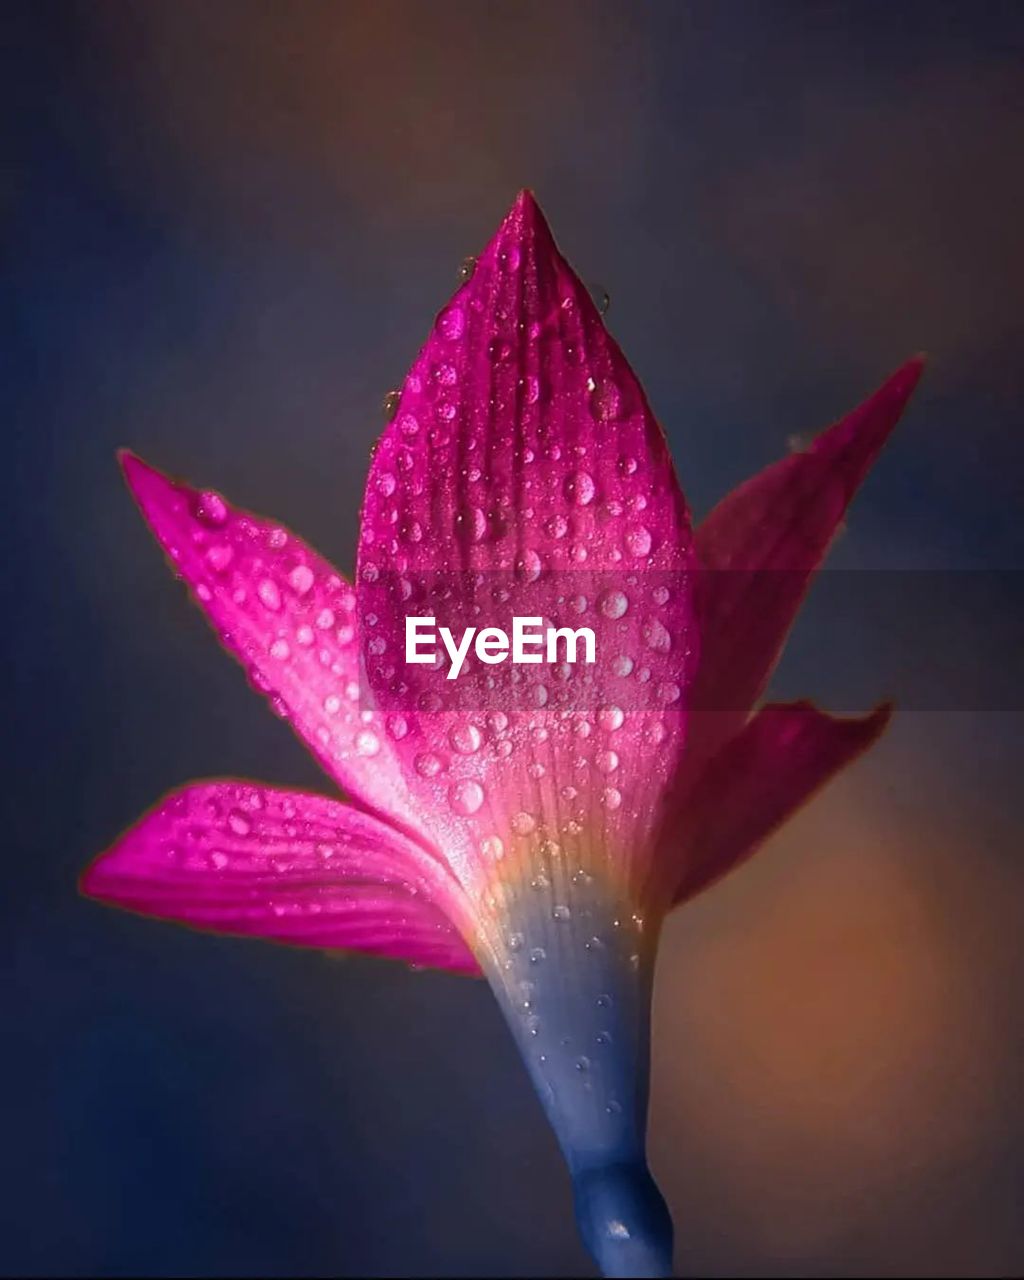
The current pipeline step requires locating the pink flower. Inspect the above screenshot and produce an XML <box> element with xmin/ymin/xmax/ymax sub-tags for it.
<box><xmin>82</xmin><ymin>192</ymin><xmax>922</xmax><ymax>1277</ymax></box>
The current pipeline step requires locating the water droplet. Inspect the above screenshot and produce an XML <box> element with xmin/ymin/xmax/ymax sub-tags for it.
<box><xmin>487</xmin><ymin>338</ymin><xmax>512</xmax><ymax>363</ymax></box>
<box><xmin>565</xmin><ymin>471</ymin><xmax>596</xmax><ymax>506</ymax></box>
<box><xmin>455</xmin><ymin>506</ymin><xmax>487</xmax><ymax>543</ymax></box>
<box><xmin>529</xmin><ymin>947</ymin><xmax>547</xmax><ymax>964</ymax></box>
<box><xmin>415</xmin><ymin>752</ymin><xmax>443</xmax><ymax>778</ymax></box>
<box><xmin>382</xmin><ymin>390</ymin><xmax>401</xmax><ymax>418</ymax></box>
<box><xmin>288</xmin><ymin>563</ymin><xmax>314</xmax><ymax>595</ymax></box>
<box><xmin>227</xmin><ymin>809</ymin><xmax>251</xmax><ymax>836</ymax></box>
<box><xmin>481</xmin><ymin>835</ymin><xmax>504</xmax><ymax>860</ymax></box>
<box><xmin>376</xmin><ymin>472</ymin><xmax>397</xmax><ymax>498</ymax></box>
<box><xmin>624</xmin><ymin>525</ymin><xmax>652</xmax><ymax>557</ymax></box>
<box><xmin>575</xmin><ymin>1055</ymin><xmax>591</xmax><ymax>1073</ymax></box>
<box><xmin>602</xmin><ymin>787</ymin><xmax>622</xmax><ymax>810</ymax></box>
<box><xmin>642</xmin><ymin>618</ymin><xmax>671</xmax><ymax>653</ymax></box>
<box><xmin>598</xmin><ymin>589</ymin><xmax>629</xmax><ymax>619</ymax></box>
<box><xmin>449</xmin><ymin>779</ymin><xmax>484</xmax><ymax>815</ymax></box>
<box><xmin>596</xmin><ymin>993</ymin><xmax>612</xmax><ymax>1008</ymax></box>
<box><xmin>595</xmin><ymin>749</ymin><xmax>619</xmax><ymax>775</ymax></box>
<box><xmin>607</xmin><ymin>1220</ymin><xmax>630</xmax><ymax>1240</ymax></box>
<box><xmin>269</xmin><ymin>638</ymin><xmax>290</xmax><ymax>661</ymax></box>
<box><xmin>516</xmin><ymin>549</ymin><xmax>543</xmax><ymax>582</ymax></box>
<box><xmin>597</xmin><ymin>704</ymin><xmax>624</xmax><ymax>732</ymax></box>
<box><xmin>449</xmin><ymin>722</ymin><xmax>482</xmax><ymax>754</ymax></box>
<box><xmin>438</xmin><ymin>303</ymin><xmax>466</xmax><ymax>340</ymax></box>
<box><xmin>486</xmin><ymin>710</ymin><xmax>509</xmax><ymax>735</ymax></box>
<box><xmin>193</xmin><ymin>491</ymin><xmax>228</xmax><ymax>527</ymax></box>
<box><xmin>397</xmin><ymin>411</ymin><xmax>419</xmax><ymax>437</ymax></box>
<box><xmin>508</xmin><ymin>931</ymin><xmax>524</xmax><ymax>952</ymax></box>
<box><xmin>205</xmin><ymin>543</ymin><xmax>233</xmax><ymax>573</ymax></box>
<box><xmin>257</xmin><ymin>579</ymin><xmax>281</xmax><ymax>611</ymax></box>
<box><xmin>544</xmin><ymin>513</ymin><xmax>569</xmax><ymax>540</ymax></box>
<box><xmin>355</xmin><ymin>729</ymin><xmax>380</xmax><ymax>757</ymax></box>
<box><xmin>458</xmin><ymin>256</ymin><xmax>477</xmax><ymax>283</ymax></box>
<box><xmin>589</xmin><ymin>378</ymin><xmax>622</xmax><ymax>422</ymax></box>
<box><xmin>552</xmin><ymin>904</ymin><xmax>571</xmax><ymax>922</ymax></box>
<box><xmin>512</xmin><ymin>811</ymin><xmax>536</xmax><ymax>836</ymax></box>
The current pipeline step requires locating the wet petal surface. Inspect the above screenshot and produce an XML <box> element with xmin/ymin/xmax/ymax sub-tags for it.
<box><xmin>120</xmin><ymin>453</ymin><xmax>429</xmax><ymax>843</ymax></box>
<box><xmin>82</xmin><ymin>781</ymin><xmax>478</xmax><ymax>973</ymax></box>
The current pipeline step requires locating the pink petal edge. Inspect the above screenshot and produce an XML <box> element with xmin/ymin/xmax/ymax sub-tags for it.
<box><xmin>670</xmin><ymin>700</ymin><xmax>892</xmax><ymax>905</ymax></box>
<box><xmin>690</xmin><ymin>357</ymin><xmax>923</xmax><ymax>761</ymax></box>
<box><xmin>82</xmin><ymin>780</ymin><xmax>480</xmax><ymax>974</ymax></box>
<box><xmin>118</xmin><ymin>451</ymin><xmax>431</xmax><ymax>847</ymax></box>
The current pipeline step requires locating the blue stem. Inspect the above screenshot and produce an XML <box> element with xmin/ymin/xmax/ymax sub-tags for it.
<box><xmin>483</xmin><ymin>882</ymin><xmax>674</xmax><ymax>1276</ymax></box>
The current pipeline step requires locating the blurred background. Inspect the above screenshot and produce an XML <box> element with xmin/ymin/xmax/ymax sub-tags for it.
<box><xmin>5</xmin><ymin>2</ymin><xmax>1023</xmax><ymax>1275</ymax></box>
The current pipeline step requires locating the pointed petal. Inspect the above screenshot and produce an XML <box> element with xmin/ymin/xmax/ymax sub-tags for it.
<box><xmin>82</xmin><ymin>782</ymin><xmax>480</xmax><ymax>974</ymax></box>
<box><xmin>692</xmin><ymin>358</ymin><xmax>923</xmax><ymax>755</ymax></box>
<box><xmin>669</xmin><ymin>701</ymin><xmax>891</xmax><ymax>905</ymax></box>
<box><xmin>119</xmin><ymin>453</ymin><xmax>428</xmax><ymax>843</ymax></box>
<box><xmin>356</xmin><ymin>191</ymin><xmax>698</xmax><ymax>906</ymax></box>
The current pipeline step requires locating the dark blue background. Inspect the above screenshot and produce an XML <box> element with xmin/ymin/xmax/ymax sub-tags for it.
<box><xmin>5</xmin><ymin>3</ymin><xmax>1022</xmax><ymax>1274</ymax></box>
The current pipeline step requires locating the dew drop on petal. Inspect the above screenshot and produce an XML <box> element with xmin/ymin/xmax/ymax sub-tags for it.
<box><xmin>565</xmin><ymin>470</ymin><xmax>596</xmax><ymax>506</ymax></box>
<box><xmin>598</xmin><ymin>589</ymin><xmax>629</xmax><ymax>619</ymax></box>
<box><xmin>602</xmin><ymin>787</ymin><xmax>623</xmax><ymax>810</ymax></box>
<box><xmin>512</xmin><ymin>811</ymin><xmax>536</xmax><ymax>836</ymax></box>
<box><xmin>589</xmin><ymin>378</ymin><xmax>622</xmax><ymax>422</ymax></box>
<box><xmin>516</xmin><ymin>549</ymin><xmax>543</xmax><ymax>582</ymax></box>
<box><xmin>288</xmin><ymin>563</ymin><xmax>314</xmax><ymax>595</ymax></box>
<box><xmin>597</xmin><ymin>704</ymin><xmax>624</xmax><ymax>732</ymax></box>
<box><xmin>193</xmin><ymin>491</ymin><xmax>228</xmax><ymax>527</ymax></box>
<box><xmin>642</xmin><ymin>619</ymin><xmax>672</xmax><ymax>653</ymax></box>
<box><xmin>227</xmin><ymin>809</ymin><xmax>251</xmax><ymax>836</ymax></box>
<box><xmin>552</xmin><ymin>904</ymin><xmax>571</xmax><ymax>922</ymax></box>
<box><xmin>257</xmin><ymin>579</ymin><xmax>281</xmax><ymax>611</ymax></box>
<box><xmin>355</xmin><ymin>729</ymin><xmax>380</xmax><ymax>757</ymax></box>
<box><xmin>481</xmin><ymin>835</ymin><xmax>504</xmax><ymax>860</ymax></box>
<box><xmin>595</xmin><ymin>749</ymin><xmax>619</xmax><ymax>775</ymax></box>
<box><xmin>624</xmin><ymin>525</ymin><xmax>652</xmax><ymax>557</ymax></box>
<box><xmin>269</xmin><ymin>638</ymin><xmax>290</xmax><ymax>660</ymax></box>
<box><xmin>449</xmin><ymin>779</ymin><xmax>484</xmax><ymax>815</ymax></box>
<box><xmin>415</xmin><ymin>752</ymin><xmax>443</xmax><ymax>778</ymax></box>
<box><xmin>381</xmin><ymin>390</ymin><xmax>401</xmax><ymax>419</ymax></box>
<box><xmin>387</xmin><ymin>714</ymin><xmax>409</xmax><ymax>740</ymax></box>
<box><xmin>449</xmin><ymin>722</ymin><xmax>483</xmax><ymax>754</ymax></box>
<box><xmin>205</xmin><ymin>543</ymin><xmax>234</xmax><ymax>573</ymax></box>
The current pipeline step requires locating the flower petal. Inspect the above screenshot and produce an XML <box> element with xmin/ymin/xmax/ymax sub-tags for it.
<box><xmin>669</xmin><ymin>700</ymin><xmax>891</xmax><ymax>905</ymax></box>
<box><xmin>357</xmin><ymin>191</ymin><xmax>698</xmax><ymax>908</ymax></box>
<box><xmin>82</xmin><ymin>781</ymin><xmax>480</xmax><ymax>974</ymax></box>
<box><xmin>691</xmin><ymin>358</ymin><xmax>923</xmax><ymax>757</ymax></box>
<box><xmin>119</xmin><ymin>452</ymin><xmax>429</xmax><ymax>844</ymax></box>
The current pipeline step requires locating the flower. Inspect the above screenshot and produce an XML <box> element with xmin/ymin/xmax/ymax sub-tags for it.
<box><xmin>82</xmin><ymin>191</ymin><xmax>922</xmax><ymax>1277</ymax></box>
